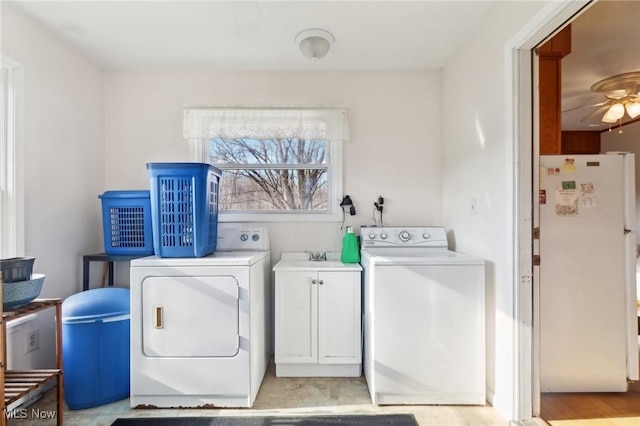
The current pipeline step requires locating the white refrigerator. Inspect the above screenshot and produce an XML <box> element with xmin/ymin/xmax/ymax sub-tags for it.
<box><xmin>539</xmin><ymin>152</ymin><xmax>638</xmax><ymax>392</ymax></box>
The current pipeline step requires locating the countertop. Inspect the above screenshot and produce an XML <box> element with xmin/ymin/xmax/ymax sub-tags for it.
<box><xmin>273</xmin><ymin>252</ymin><xmax>362</xmax><ymax>272</ymax></box>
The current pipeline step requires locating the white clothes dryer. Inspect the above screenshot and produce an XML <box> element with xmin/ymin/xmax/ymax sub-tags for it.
<box><xmin>129</xmin><ymin>224</ymin><xmax>270</xmax><ymax>408</ymax></box>
<box><xmin>360</xmin><ymin>226</ymin><xmax>485</xmax><ymax>405</ymax></box>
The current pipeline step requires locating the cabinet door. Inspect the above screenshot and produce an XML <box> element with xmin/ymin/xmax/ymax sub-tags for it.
<box><xmin>318</xmin><ymin>271</ymin><xmax>361</xmax><ymax>364</ymax></box>
<box><xmin>275</xmin><ymin>271</ymin><xmax>317</xmax><ymax>363</ymax></box>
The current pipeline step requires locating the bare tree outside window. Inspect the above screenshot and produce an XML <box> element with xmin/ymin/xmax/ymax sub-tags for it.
<box><xmin>208</xmin><ymin>138</ymin><xmax>329</xmax><ymax>212</ymax></box>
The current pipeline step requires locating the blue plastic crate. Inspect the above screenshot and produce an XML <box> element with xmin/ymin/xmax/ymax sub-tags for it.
<box><xmin>99</xmin><ymin>190</ymin><xmax>153</xmax><ymax>256</ymax></box>
<box><xmin>147</xmin><ymin>162</ymin><xmax>221</xmax><ymax>258</ymax></box>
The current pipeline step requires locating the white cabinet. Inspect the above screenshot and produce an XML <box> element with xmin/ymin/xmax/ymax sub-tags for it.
<box><xmin>273</xmin><ymin>255</ymin><xmax>362</xmax><ymax>377</ymax></box>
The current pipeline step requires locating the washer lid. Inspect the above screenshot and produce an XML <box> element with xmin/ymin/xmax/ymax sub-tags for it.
<box><xmin>361</xmin><ymin>248</ymin><xmax>484</xmax><ymax>266</ymax></box>
<box><xmin>131</xmin><ymin>250</ymin><xmax>270</xmax><ymax>267</ymax></box>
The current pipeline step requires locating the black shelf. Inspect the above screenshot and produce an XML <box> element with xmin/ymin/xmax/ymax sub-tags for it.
<box><xmin>82</xmin><ymin>253</ymin><xmax>146</xmax><ymax>291</ymax></box>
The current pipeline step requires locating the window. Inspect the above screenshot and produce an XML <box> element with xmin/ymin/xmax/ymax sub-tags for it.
<box><xmin>185</xmin><ymin>107</ymin><xmax>349</xmax><ymax>222</ymax></box>
<box><xmin>0</xmin><ymin>55</ymin><xmax>24</xmax><ymax>257</ymax></box>
<box><xmin>209</xmin><ymin>138</ymin><xmax>329</xmax><ymax>212</ymax></box>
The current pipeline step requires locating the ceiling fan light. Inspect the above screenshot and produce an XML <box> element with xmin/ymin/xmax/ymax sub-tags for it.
<box><xmin>625</xmin><ymin>102</ymin><xmax>640</xmax><ymax>118</ymax></box>
<box><xmin>603</xmin><ymin>103</ymin><xmax>625</xmax><ymax>122</ymax></box>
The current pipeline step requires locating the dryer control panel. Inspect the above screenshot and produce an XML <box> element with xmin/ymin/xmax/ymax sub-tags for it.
<box><xmin>216</xmin><ymin>224</ymin><xmax>270</xmax><ymax>252</ymax></box>
<box><xmin>360</xmin><ymin>226</ymin><xmax>448</xmax><ymax>249</ymax></box>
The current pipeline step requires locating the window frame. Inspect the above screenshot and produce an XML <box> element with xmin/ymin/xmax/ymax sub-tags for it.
<box><xmin>191</xmin><ymin>137</ymin><xmax>343</xmax><ymax>223</ymax></box>
<box><xmin>0</xmin><ymin>55</ymin><xmax>25</xmax><ymax>258</ymax></box>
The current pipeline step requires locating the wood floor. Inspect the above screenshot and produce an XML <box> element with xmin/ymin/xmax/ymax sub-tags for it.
<box><xmin>541</xmin><ymin>379</ymin><xmax>640</xmax><ymax>426</ymax></box>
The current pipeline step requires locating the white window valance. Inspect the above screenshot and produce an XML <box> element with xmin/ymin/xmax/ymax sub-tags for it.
<box><xmin>183</xmin><ymin>106</ymin><xmax>350</xmax><ymax>141</ymax></box>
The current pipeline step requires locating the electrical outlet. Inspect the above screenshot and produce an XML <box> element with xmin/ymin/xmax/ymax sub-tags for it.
<box><xmin>374</xmin><ymin>195</ymin><xmax>384</xmax><ymax>212</ymax></box>
<box><xmin>26</xmin><ymin>328</ymin><xmax>39</xmax><ymax>353</ymax></box>
<box><xmin>469</xmin><ymin>198</ymin><xmax>477</xmax><ymax>216</ymax></box>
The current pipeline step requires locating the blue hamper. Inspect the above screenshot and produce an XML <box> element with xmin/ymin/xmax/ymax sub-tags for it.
<box><xmin>147</xmin><ymin>162</ymin><xmax>221</xmax><ymax>257</ymax></box>
<box><xmin>62</xmin><ymin>287</ymin><xmax>130</xmax><ymax>409</ymax></box>
<box><xmin>99</xmin><ymin>190</ymin><xmax>154</xmax><ymax>256</ymax></box>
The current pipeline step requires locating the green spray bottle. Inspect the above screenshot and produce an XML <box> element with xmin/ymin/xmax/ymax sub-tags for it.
<box><xmin>340</xmin><ymin>226</ymin><xmax>360</xmax><ymax>263</ymax></box>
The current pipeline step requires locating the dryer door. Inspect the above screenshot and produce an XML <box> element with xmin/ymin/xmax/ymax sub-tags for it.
<box><xmin>141</xmin><ymin>275</ymin><xmax>239</xmax><ymax>357</ymax></box>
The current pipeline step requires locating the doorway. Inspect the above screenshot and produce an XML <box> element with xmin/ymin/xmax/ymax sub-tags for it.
<box><xmin>530</xmin><ymin>1</ymin><xmax>640</xmax><ymax>424</ymax></box>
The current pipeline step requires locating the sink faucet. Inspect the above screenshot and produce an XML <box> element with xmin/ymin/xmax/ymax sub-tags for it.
<box><xmin>308</xmin><ymin>251</ymin><xmax>327</xmax><ymax>261</ymax></box>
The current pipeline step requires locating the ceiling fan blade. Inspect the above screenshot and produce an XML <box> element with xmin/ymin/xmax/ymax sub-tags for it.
<box><xmin>562</xmin><ymin>100</ymin><xmax>609</xmax><ymax>113</ymax></box>
<box><xmin>580</xmin><ymin>103</ymin><xmax>613</xmax><ymax>122</ymax></box>
<box><xmin>612</xmin><ymin>94</ymin><xmax>637</xmax><ymax>103</ymax></box>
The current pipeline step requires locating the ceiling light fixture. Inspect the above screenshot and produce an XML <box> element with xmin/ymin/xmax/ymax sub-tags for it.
<box><xmin>589</xmin><ymin>71</ymin><xmax>640</xmax><ymax>124</ymax></box>
<box><xmin>625</xmin><ymin>102</ymin><xmax>640</xmax><ymax>119</ymax></box>
<box><xmin>295</xmin><ymin>29</ymin><xmax>334</xmax><ymax>61</ymax></box>
<box><xmin>602</xmin><ymin>102</ymin><xmax>625</xmax><ymax>123</ymax></box>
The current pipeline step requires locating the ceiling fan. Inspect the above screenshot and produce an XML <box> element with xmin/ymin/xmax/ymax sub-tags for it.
<box><xmin>567</xmin><ymin>71</ymin><xmax>640</xmax><ymax>125</ymax></box>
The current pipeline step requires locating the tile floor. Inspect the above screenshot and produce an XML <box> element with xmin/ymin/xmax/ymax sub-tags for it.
<box><xmin>7</xmin><ymin>363</ymin><xmax>509</xmax><ymax>426</ymax></box>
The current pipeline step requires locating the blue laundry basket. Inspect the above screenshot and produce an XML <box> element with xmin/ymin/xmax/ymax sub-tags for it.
<box><xmin>147</xmin><ymin>162</ymin><xmax>221</xmax><ymax>257</ymax></box>
<box><xmin>99</xmin><ymin>190</ymin><xmax>154</xmax><ymax>256</ymax></box>
<box><xmin>62</xmin><ymin>287</ymin><xmax>130</xmax><ymax>409</ymax></box>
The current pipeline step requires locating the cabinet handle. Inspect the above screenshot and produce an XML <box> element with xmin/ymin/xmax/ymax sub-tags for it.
<box><xmin>319</xmin><ymin>280</ymin><xmax>324</xmax><ymax>285</ymax></box>
<box><xmin>153</xmin><ymin>305</ymin><xmax>163</xmax><ymax>329</ymax></box>
<box><xmin>311</xmin><ymin>279</ymin><xmax>317</xmax><ymax>285</ymax></box>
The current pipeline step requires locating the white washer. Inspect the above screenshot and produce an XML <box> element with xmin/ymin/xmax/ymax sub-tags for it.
<box><xmin>360</xmin><ymin>226</ymin><xmax>485</xmax><ymax>405</ymax></box>
<box><xmin>129</xmin><ymin>224</ymin><xmax>270</xmax><ymax>408</ymax></box>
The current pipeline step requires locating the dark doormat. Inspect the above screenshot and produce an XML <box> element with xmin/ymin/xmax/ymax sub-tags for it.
<box><xmin>111</xmin><ymin>414</ymin><xmax>419</xmax><ymax>425</ymax></box>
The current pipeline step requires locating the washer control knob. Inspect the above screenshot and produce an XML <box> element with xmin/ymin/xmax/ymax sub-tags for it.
<box><xmin>423</xmin><ymin>233</ymin><xmax>430</xmax><ymax>239</ymax></box>
<box><xmin>380</xmin><ymin>233</ymin><xmax>388</xmax><ymax>239</ymax></box>
<box><xmin>399</xmin><ymin>230</ymin><xmax>411</xmax><ymax>242</ymax></box>
<box><xmin>240</xmin><ymin>234</ymin><xmax>248</xmax><ymax>241</ymax></box>
<box><xmin>252</xmin><ymin>233</ymin><xmax>260</xmax><ymax>241</ymax></box>
<box><xmin>368</xmin><ymin>233</ymin><xmax>376</xmax><ymax>239</ymax></box>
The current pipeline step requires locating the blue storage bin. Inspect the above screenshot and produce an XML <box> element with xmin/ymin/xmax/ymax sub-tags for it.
<box><xmin>62</xmin><ymin>288</ymin><xmax>130</xmax><ymax>410</ymax></box>
<box><xmin>147</xmin><ymin>162</ymin><xmax>221</xmax><ymax>258</ymax></box>
<box><xmin>99</xmin><ymin>190</ymin><xmax>153</xmax><ymax>256</ymax></box>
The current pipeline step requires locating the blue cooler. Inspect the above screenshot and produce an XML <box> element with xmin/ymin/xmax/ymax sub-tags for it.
<box><xmin>62</xmin><ymin>287</ymin><xmax>130</xmax><ymax>409</ymax></box>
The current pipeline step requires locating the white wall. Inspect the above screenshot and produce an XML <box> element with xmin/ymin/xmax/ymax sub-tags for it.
<box><xmin>104</xmin><ymin>70</ymin><xmax>443</xmax><ymax>272</ymax></box>
<box><xmin>2</xmin><ymin>3</ymin><xmax>105</xmax><ymax>298</ymax></box>
<box><xmin>1</xmin><ymin>3</ymin><xmax>105</xmax><ymax>371</ymax></box>
<box><xmin>442</xmin><ymin>0</ymin><xmax>552</xmax><ymax>421</ymax></box>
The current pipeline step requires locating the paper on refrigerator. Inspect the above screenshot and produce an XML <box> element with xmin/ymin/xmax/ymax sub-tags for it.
<box><xmin>580</xmin><ymin>182</ymin><xmax>597</xmax><ymax>208</ymax></box>
<box><xmin>555</xmin><ymin>189</ymin><xmax>578</xmax><ymax>216</ymax></box>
